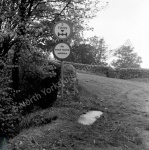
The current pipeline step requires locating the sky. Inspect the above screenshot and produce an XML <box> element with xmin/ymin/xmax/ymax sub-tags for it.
<box><xmin>86</xmin><ymin>0</ymin><xmax>149</xmax><ymax>68</ymax></box>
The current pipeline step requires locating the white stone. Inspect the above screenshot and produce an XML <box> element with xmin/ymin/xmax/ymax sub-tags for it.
<box><xmin>78</xmin><ymin>111</ymin><xmax>103</xmax><ymax>125</ymax></box>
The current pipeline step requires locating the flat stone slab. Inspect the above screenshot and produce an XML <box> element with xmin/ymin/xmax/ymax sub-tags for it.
<box><xmin>78</xmin><ymin>111</ymin><xmax>103</xmax><ymax>125</ymax></box>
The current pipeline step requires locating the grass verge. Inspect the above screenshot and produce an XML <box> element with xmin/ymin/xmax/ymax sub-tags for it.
<box><xmin>8</xmin><ymin>83</ymin><xmax>144</xmax><ymax>150</ymax></box>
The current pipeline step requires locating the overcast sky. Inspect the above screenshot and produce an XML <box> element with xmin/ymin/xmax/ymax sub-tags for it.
<box><xmin>86</xmin><ymin>0</ymin><xmax>149</xmax><ymax>68</ymax></box>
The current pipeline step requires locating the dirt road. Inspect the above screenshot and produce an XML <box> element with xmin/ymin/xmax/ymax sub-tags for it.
<box><xmin>77</xmin><ymin>72</ymin><xmax>149</xmax><ymax>149</ymax></box>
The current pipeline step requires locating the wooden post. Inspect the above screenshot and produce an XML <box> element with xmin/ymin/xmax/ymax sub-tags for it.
<box><xmin>61</xmin><ymin>61</ymin><xmax>64</xmax><ymax>100</ymax></box>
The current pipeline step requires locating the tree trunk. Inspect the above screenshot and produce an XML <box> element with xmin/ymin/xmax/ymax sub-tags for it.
<box><xmin>11</xmin><ymin>1</ymin><xmax>26</xmax><ymax>97</ymax></box>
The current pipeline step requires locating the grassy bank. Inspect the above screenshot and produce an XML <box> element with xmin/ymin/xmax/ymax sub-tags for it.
<box><xmin>8</xmin><ymin>81</ymin><xmax>145</xmax><ymax>150</ymax></box>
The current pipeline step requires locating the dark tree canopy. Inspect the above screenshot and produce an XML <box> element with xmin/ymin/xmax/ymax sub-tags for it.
<box><xmin>67</xmin><ymin>36</ymin><xmax>109</xmax><ymax>65</ymax></box>
<box><xmin>88</xmin><ymin>36</ymin><xmax>108</xmax><ymax>65</ymax></box>
<box><xmin>0</xmin><ymin>0</ymin><xmax>106</xmax><ymax>92</ymax></box>
<box><xmin>69</xmin><ymin>43</ymin><xmax>96</xmax><ymax>64</ymax></box>
<box><xmin>0</xmin><ymin>0</ymin><xmax>105</xmax><ymax>56</ymax></box>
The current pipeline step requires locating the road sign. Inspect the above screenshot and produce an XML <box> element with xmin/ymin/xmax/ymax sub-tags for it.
<box><xmin>53</xmin><ymin>20</ymin><xmax>73</xmax><ymax>40</ymax></box>
<box><xmin>52</xmin><ymin>20</ymin><xmax>73</xmax><ymax>100</ymax></box>
<box><xmin>53</xmin><ymin>42</ymin><xmax>71</xmax><ymax>61</ymax></box>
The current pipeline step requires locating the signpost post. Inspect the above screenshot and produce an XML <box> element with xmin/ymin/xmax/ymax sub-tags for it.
<box><xmin>53</xmin><ymin>20</ymin><xmax>73</xmax><ymax>100</ymax></box>
<box><xmin>61</xmin><ymin>61</ymin><xmax>64</xmax><ymax>99</ymax></box>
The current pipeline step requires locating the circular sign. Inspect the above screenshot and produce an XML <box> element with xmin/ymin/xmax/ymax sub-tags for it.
<box><xmin>53</xmin><ymin>42</ymin><xmax>71</xmax><ymax>60</ymax></box>
<box><xmin>53</xmin><ymin>20</ymin><xmax>73</xmax><ymax>40</ymax></box>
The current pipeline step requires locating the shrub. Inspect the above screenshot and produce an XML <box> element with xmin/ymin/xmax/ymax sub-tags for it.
<box><xmin>0</xmin><ymin>59</ymin><xmax>21</xmax><ymax>138</ymax></box>
<box><xmin>63</xmin><ymin>64</ymin><xmax>76</xmax><ymax>78</ymax></box>
<box><xmin>63</xmin><ymin>64</ymin><xmax>77</xmax><ymax>96</ymax></box>
<box><xmin>15</xmin><ymin>51</ymin><xmax>61</xmax><ymax>113</ymax></box>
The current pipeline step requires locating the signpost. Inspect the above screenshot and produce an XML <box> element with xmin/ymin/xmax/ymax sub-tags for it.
<box><xmin>53</xmin><ymin>20</ymin><xmax>73</xmax><ymax>100</ymax></box>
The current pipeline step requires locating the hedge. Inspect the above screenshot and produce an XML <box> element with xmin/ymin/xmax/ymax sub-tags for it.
<box><xmin>116</xmin><ymin>68</ymin><xmax>149</xmax><ymax>79</ymax></box>
<box><xmin>65</xmin><ymin>61</ymin><xmax>109</xmax><ymax>76</ymax></box>
<box><xmin>0</xmin><ymin>62</ymin><xmax>21</xmax><ymax>138</ymax></box>
<box><xmin>64</xmin><ymin>61</ymin><xmax>149</xmax><ymax>79</ymax></box>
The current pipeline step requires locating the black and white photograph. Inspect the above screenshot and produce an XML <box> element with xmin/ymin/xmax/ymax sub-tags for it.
<box><xmin>0</xmin><ymin>0</ymin><xmax>149</xmax><ymax>149</ymax></box>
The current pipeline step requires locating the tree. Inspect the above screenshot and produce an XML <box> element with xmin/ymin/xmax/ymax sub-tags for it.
<box><xmin>0</xmin><ymin>0</ymin><xmax>106</xmax><ymax>59</ymax></box>
<box><xmin>0</xmin><ymin>0</ymin><xmax>104</xmax><ymax>94</ymax></box>
<box><xmin>69</xmin><ymin>43</ymin><xmax>96</xmax><ymax>64</ymax></box>
<box><xmin>87</xmin><ymin>36</ymin><xmax>108</xmax><ymax>65</ymax></box>
<box><xmin>0</xmin><ymin>0</ymin><xmax>109</xmax><ymax>100</ymax></box>
<box><xmin>68</xmin><ymin>36</ymin><xmax>109</xmax><ymax>65</ymax></box>
<box><xmin>111</xmin><ymin>45</ymin><xmax>142</xmax><ymax>68</ymax></box>
<box><xmin>0</xmin><ymin>0</ymin><xmax>109</xmax><ymax>59</ymax></box>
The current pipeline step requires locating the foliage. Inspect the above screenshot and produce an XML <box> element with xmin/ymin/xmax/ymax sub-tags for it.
<box><xmin>107</xmin><ymin>67</ymin><xmax>149</xmax><ymax>79</ymax></box>
<box><xmin>0</xmin><ymin>0</ymin><xmax>107</xmax><ymax>56</ymax></box>
<box><xmin>88</xmin><ymin>36</ymin><xmax>108</xmax><ymax>65</ymax></box>
<box><xmin>0</xmin><ymin>59</ymin><xmax>21</xmax><ymax>138</ymax></box>
<box><xmin>0</xmin><ymin>0</ymin><xmax>108</xmax><ymax>99</ymax></box>
<box><xmin>116</xmin><ymin>68</ymin><xmax>149</xmax><ymax>79</ymax></box>
<box><xmin>111</xmin><ymin>45</ymin><xmax>142</xmax><ymax>68</ymax></box>
<box><xmin>68</xmin><ymin>36</ymin><xmax>109</xmax><ymax>65</ymax></box>
<box><xmin>68</xmin><ymin>43</ymin><xmax>96</xmax><ymax>64</ymax></box>
<box><xmin>63</xmin><ymin>64</ymin><xmax>77</xmax><ymax>94</ymax></box>
<box><xmin>16</xmin><ymin>50</ymin><xmax>61</xmax><ymax>111</ymax></box>
<box><xmin>63</xmin><ymin>64</ymin><xmax>76</xmax><ymax>78</ymax></box>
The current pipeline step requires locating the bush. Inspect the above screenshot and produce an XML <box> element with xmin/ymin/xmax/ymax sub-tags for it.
<box><xmin>63</xmin><ymin>64</ymin><xmax>76</xmax><ymax>78</ymax></box>
<box><xmin>54</xmin><ymin>64</ymin><xmax>78</xmax><ymax>107</ymax></box>
<box><xmin>63</xmin><ymin>64</ymin><xmax>77</xmax><ymax>95</ymax></box>
<box><xmin>0</xmin><ymin>59</ymin><xmax>21</xmax><ymax>138</ymax></box>
<box><xmin>15</xmin><ymin>51</ymin><xmax>61</xmax><ymax>113</ymax></box>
